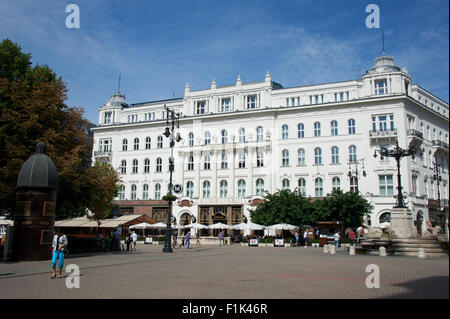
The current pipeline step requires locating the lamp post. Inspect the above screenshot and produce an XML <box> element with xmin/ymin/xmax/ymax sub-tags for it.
<box><xmin>432</xmin><ymin>161</ymin><xmax>445</xmax><ymax>233</ymax></box>
<box><xmin>373</xmin><ymin>141</ymin><xmax>416</xmax><ymax>208</ymax></box>
<box><xmin>347</xmin><ymin>158</ymin><xmax>367</xmax><ymax>191</ymax></box>
<box><xmin>162</xmin><ymin>105</ymin><xmax>182</xmax><ymax>253</ymax></box>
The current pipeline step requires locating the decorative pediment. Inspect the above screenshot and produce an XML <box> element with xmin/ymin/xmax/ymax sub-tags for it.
<box><xmin>177</xmin><ymin>199</ymin><xmax>194</xmax><ymax>207</ymax></box>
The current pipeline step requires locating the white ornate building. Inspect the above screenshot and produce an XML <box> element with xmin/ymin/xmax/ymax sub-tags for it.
<box><xmin>91</xmin><ymin>52</ymin><xmax>449</xmax><ymax>235</ymax></box>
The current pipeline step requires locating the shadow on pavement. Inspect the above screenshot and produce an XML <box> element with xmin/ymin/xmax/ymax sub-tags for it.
<box><xmin>380</xmin><ymin>276</ymin><xmax>449</xmax><ymax>299</ymax></box>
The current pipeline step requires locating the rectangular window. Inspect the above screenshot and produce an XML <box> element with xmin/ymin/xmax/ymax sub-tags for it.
<box><xmin>375</xmin><ymin>79</ymin><xmax>388</xmax><ymax>95</ymax></box>
<box><xmin>221</xmin><ymin>98</ymin><xmax>231</xmax><ymax>112</ymax></box>
<box><xmin>379</xmin><ymin>116</ymin><xmax>387</xmax><ymax>131</ymax></box>
<box><xmin>104</xmin><ymin>112</ymin><xmax>112</xmax><ymax>124</ymax></box>
<box><xmin>196</xmin><ymin>101</ymin><xmax>206</xmax><ymax>114</ymax></box>
<box><xmin>379</xmin><ymin>175</ymin><xmax>394</xmax><ymax>196</ymax></box>
<box><xmin>247</xmin><ymin>95</ymin><xmax>257</xmax><ymax>109</ymax></box>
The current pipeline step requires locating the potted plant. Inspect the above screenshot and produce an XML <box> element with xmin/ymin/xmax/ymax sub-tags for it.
<box><xmin>311</xmin><ymin>239</ymin><xmax>320</xmax><ymax>248</ymax></box>
<box><xmin>265</xmin><ymin>237</ymin><xmax>274</xmax><ymax>247</ymax></box>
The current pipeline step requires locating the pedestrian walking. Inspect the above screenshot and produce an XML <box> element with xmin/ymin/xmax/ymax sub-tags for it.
<box><xmin>179</xmin><ymin>234</ymin><xmax>185</xmax><ymax>248</ymax></box>
<box><xmin>356</xmin><ymin>226</ymin><xmax>364</xmax><ymax>243</ymax></box>
<box><xmin>131</xmin><ymin>231</ymin><xmax>138</xmax><ymax>250</ymax></box>
<box><xmin>50</xmin><ymin>230</ymin><xmax>68</xmax><ymax>279</ymax></box>
<box><xmin>172</xmin><ymin>233</ymin><xmax>178</xmax><ymax>248</ymax></box>
<box><xmin>218</xmin><ymin>232</ymin><xmax>224</xmax><ymax>246</ymax></box>
<box><xmin>303</xmin><ymin>230</ymin><xmax>308</xmax><ymax>248</ymax></box>
<box><xmin>125</xmin><ymin>232</ymin><xmax>131</xmax><ymax>251</ymax></box>
<box><xmin>186</xmin><ymin>232</ymin><xmax>191</xmax><ymax>249</ymax></box>
<box><xmin>295</xmin><ymin>231</ymin><xmax>299</xmax><ymax>247</ymax></box>
<box><xmin>196</xmin><ymin>232</ymin><xmax>201</xmax><ymax>246</ymax></box>
<box><xmin>348</xmin><ymin>228</ymin><xmax>356</xmax><ymax>246</ymax></box>
<box><xmin>113</xmin><ymin>228</ymin><xmax>120</xmax><ymax>251</ymax></box>
<box><xmin>334</xmin><ymin>231</ymin><xmax>341</xmax><ymax>251</ymax></box>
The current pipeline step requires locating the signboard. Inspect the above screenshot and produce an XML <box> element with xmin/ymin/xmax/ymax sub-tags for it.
<box><xmin>173</xmin><ymin>184</ymin><xmax>183</xmax><ymax>194</ymax></box>
<box><xmin>249</xmin><ymin>239</ymin><xmax>258</xmax><ymax>246</ymax></box>
<box><xmin>145</xmin><ymin>237</ymin><xmax>153</xmax><ymax>244</ymax></box>
<box><xmin>274</xmin><ymin>239</ymin><xmax>284</xmax><ymax>247</ymax></box>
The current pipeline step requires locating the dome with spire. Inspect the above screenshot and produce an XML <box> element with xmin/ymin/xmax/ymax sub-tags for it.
<box><xmin>100</xmin><ymin>91</ymin><xmax>128</xmax><ymax>109</ymax></box>
<box><xmin>364</xmin><ymin>53</ymin><xmax>401</xmax><ymax>76</ymax></box>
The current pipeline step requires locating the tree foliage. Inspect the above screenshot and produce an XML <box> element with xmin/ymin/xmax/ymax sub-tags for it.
<box><xmin>0</xmin><ymin>39</ymin><xmax>119</xmax><ymax>219</ymax></box>
<box><xmin>250</xmin><ymin>189</ymin><xmax>372</xmax><ymax>228</ymax></box>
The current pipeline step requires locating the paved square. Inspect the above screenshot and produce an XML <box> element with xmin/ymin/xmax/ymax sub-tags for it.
<box><xmin>0</xmin><ymin>244</ymin><xmax>448</xmax><ymax>299</ymax></box>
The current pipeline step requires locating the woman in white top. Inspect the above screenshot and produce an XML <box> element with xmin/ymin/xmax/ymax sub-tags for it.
<box><xmin>51</xmin><ymin>230</ymin><xmax>68</xmax><ymax>279</ymax></box>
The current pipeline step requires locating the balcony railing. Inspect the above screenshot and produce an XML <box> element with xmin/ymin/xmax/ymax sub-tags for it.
<box><xmin>407</xmin><ymin>129</ymin><xmax>423</xmax><ymax>139</ymax></box>
<box><xmin>432</xmin><ymin>140</ymin><xmax>449</xmax><ymax>150</ymax></box>
<box><xmin>94</xmin><ymin>150</ymin><xmax>112</xmax><ymax>157</ymax></box>
<box><xmin>369</xmin><ymin>129</ymin><xmax>397</xmax><ymax>138</ymax></box>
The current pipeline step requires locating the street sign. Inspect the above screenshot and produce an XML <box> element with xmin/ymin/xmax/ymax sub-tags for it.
<box><xmin>173</xmin><ymin>184</ymin><xmax>183</xmax><ymax>194</ymax></box>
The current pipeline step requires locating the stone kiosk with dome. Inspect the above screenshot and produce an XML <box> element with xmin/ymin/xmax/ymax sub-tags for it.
<box><xmin>12</xmin><ymin>142</ymin><xmax>58</xmax><ymax>261</ymax></box>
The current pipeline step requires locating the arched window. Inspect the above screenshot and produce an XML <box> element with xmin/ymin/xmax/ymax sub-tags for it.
<box><xmin>154</xmin><ymin>183</ymin><xmax>161</xmax><ymax>200</ymax></box>
<box><xmin>131</xmin><ymin>184</ymin><xmax>137</xmax><ymax>200</ymax></box>
<box><xmin>145</xmin><ymin>137</ymin><xmax>151</xmax><ymax>149</ymax></box>
<box><xmin>187</xmin><ymin>155</ymin><xmax>194</xmax><ymax>171</ymax></box>
<box><xmin>379</xmin><ymin>212</ymin><xmax>391</xmax><ymax>223</ymax></box>
<box><xmin>157</xmin><ymin>136</ymin><xmax>163</xmax><ymax>148</ymax></box>
<box><xmin>132</xmin><ymin>159</ymin><xmax>138</xmax><ymax>174</ymax></box>
<box><xmin>256</xmin><ymin>150</ymin><xmax>264</xmax><ymax>167</ymax></box>
<box><xmin>237</xmin><ymin>179</ymin><xmax>246</xmax><ymax>198</ymax></box>
<box><xmin>220</xmin><ymin>180</ymin><xmax>228</xmax><ymax>198</ymax></box>
<box><xmin>186</xmin><ymin>181</ymin><xmax>194</xmax><ymax>198</ymax></box>
<box><xmin>189</xmin><ymin>132</ymin><xmax>194</xmax><ymax>147</ymax></box>
<box><xmin>239</xmin><ymin>128</ymin><xmax>246</xmax><ymax>143</ymax></box>
<box><xmin>156</xmin><ymin>158</ymin><xmax>162</xmax><ymax>172</ymax></box>
<box><xmin>256</xmin><ymin>179</ymin><xmax>264</xmax><ymax>196</ymax></box>
<box><xmin>120</xmin><ymin>160</ymin><xmax>127</xmax><ymax>174</ymax></box>
<box><xmin>282</xmin><ymin>178</ymin><xmax>290</xmax><ymax>190</ymax></box>
<box><xmin>298</xmin><ymin>123</ymin><xmax>304</xmax><ymax>138</ymax></box>
<box><xmin>257</xmin><ymin>127</ymin><xmax>264</xmax><ymax>142</ymax></box>
<box><xmin>298</xmin><ymin>148</ymin><xmax>305</xmax><ymax>165</ymax></box>
<box><xmin>221</xmin><ymin>130</ymin><xmax>228</xmax><ymax>144</ymax></box>
<box><xmin>202</xmin><ymin>181</ymin><xmax>211</xmax><ymax>198</ymax></box>
<box><xmin>298</xmin><ymin>178</ymin><xmax>306</xmax><ymax>196</ymax></box>
<box><xmin>118</xmin><ymin>185</ymin><xmax>125</xmax><ymax>200</ymax></box>
<box><xmin>332</xmin><ymin>177</ymin><xmax>340</xmax><ymax>191</ymax></box>
<box><xmin>349</xmin><ymin>145</ymin><xmax>357</xmax><ymax>163</ymax></box>
<box><xmin>331</xmin><ymin>120</ymin><xmax>338</xmax><ymax>136</ymax></box>
<box><xmin>204</xmin><ymin>155</ymin><xmax>211</xmax><ymax>170</ymax></box>
<box><xmin>134</xmin><ymin>138</ymin><xmax>139</xmax><ymax>150</ymax></box>
<box><xmin>315</xmin><ymin>178</ymin><xmax>323</xmax><ymax>197</ymax></box>
<box><xmin>314</xmin><ymin>122</ymin><xmax>321</xmax><ymax>137</ymax></box>
<box><xmin>331</xmin><ymin>146</ymin><xmax>339</xmax><ymax>164</ymax></box>
<box><xmin>282</xmin><ymin>149</ymin><xmax>289</xmax><ymax>166</ymax></box>
<box><xmin>122</xmin><ymin>139</ymin><xmax>128</xmax><ymax>151</ymax></box>
<box><xmin>142</xmin><ymin>184</ymin><xmax>149</xmax><ymax>200</ymax></box>
<box><xmin>221</xmin><ymin>151</ymin><xmax>228</xmax><ymax>169</ymax></box>
<box><xmin>350</xmin><ymin>176</ymin><xmax>358</xmax><ymax>193</ymax></box>
<box><xmin>282</xmin><ymin>124</ymin><xmax>289</xmax><ymax>139</ymax></box>
<box><xmin>144</xmin><ymin>158</ymin><xmax>150</xmax><ymax>173</ymax></box>
<box><xmin>204</xmin><ymin>131</ymin><xmax>211</xmax><ymax>145</ymax></box>
<box><xmin>314</xmin><ymin>147</ymin><xmax>322</xmax><ymax>165</ymax></box>
<box><xmin>348</xmin><ymin>119</ymin><xmax>356</xmax><ymax>135</ymax></box>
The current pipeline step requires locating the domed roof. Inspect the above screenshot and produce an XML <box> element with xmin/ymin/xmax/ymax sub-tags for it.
<box><xmin>364</xmin><ymin>54</ymin><xmax>401</xmax><ymax>76</ymax></box>
<box><xmin>16</xmin><ymin>142</ymin><xmax>58</xmax><ymax>189</ymax></box>
<box><xmin>103</xmin><ymin>91</ymin><xmax>128</xmax><ymax>109</ymax></box>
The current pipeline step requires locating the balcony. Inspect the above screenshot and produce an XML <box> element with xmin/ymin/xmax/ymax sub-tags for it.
<box><xmin>369</xmin><ymin>129</ymin><xmax>397</xmax><ymax>146</ymax></box>
<box><xmin>407</xmin><ymin>129</ymin><xmax>423</xmax><ymax>139</ymax></box>
<box><xmin>94</xmin><ymin>150</ymin><xmax>112</xmax><ymax>162</ymax></box>
<box><xmin>432</xmin><ymin>140</ymin><xmax>449</xmax><ymax>154</ymax></box>
<box><xmin>407</xmin><ymin>129</ymin><xmax>424</xmax><ymax>152</ymax></box>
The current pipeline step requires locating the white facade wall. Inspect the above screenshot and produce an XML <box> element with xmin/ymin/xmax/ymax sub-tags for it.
<box><xmin>92</xmin><ymin>55</ymin><xmax>449</xmax><ymax>234</ymax></box>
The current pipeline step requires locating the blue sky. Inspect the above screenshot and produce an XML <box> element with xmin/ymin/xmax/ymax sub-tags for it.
<box><xmin>1</xmin><ymin>0</ymin><xmax>448</xmax><ymax>124</ymax></box>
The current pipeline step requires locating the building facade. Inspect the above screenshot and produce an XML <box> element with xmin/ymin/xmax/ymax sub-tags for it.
<box><xmin>91</xmin><ymin>53</ymin><xmax>449</xmax><ymax>235</ymax></box>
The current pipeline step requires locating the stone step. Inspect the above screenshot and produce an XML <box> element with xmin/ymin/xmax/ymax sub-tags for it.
<box><xmin>390</xmin><ymin>243</ymin><xmax>444</xmax><ymax>248</ymax></box>
<box><xmin>360</xmin><ymin>249</ymin><xmax>448</xmax><ymax>257</ymax></box>
<box><xmin>389</xmin><ymin>247</ymin><xmax>447</xmax><ymax>253</ymax></box>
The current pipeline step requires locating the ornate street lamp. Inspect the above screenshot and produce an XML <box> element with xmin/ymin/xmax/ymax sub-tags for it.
<box><xmin>432</xmin><ymin>161</ymin><xmax>445</xmax><ymax>233</ymax></box>
<box><xmin>162</xmin><ymin>105</ymin><xmax>182</xmax><ymax>253</ymax></box>
<box><xmin>373</xmin><ymin>141</ymin><xmax>417</xmax><ymax>208</ymax></box>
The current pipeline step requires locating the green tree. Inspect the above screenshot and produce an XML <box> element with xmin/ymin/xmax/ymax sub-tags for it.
<box><xmin>0</xmin><ymin>39</ymin><xmax>119</xmax><ymax>219</ymax></box>
<box><xmin>250</xmin><ymin>189</ymin><xmax>315</xmax><ymax>226</ymax></box>
<box><xmin>313</xmin><ymin>190</ymin><xmax>372</xmax><ymax>228</ymax></box>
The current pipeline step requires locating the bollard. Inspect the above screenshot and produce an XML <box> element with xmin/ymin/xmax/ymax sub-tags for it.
<box><xmin>349</xmin><ymin>245</ymin><xmax>356</xmax><ymax>256</ymax></box>
<box><xmin>379</xmin><ymin>246</ymin><xmax>387</xmax><ymax>257</ymax></box>
<box><xmin>418</xmin><ymin>248</ymin><xmax>426</xmax><ymax>259</ymax></box>
<box><xmin>330</xmin><ymin>244</ymin><xmax>336</xmax><ymax>255</ymax></box>
<box><xmin>323</xmin><ymin>244</ymin><xmax>329</xmax><ymax>254</ymax></box>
